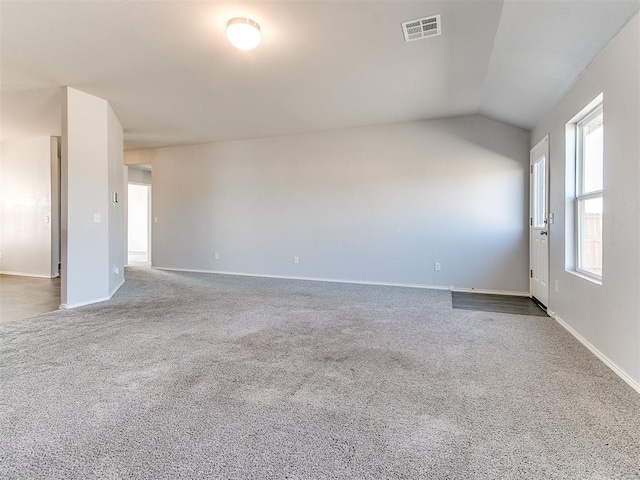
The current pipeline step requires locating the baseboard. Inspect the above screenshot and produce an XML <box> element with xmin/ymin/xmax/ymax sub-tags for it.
<box><xmin>60</xmin><ymin>295</ymin><xmax>111</xmax><ymax>309</ymax></box>
<box><xmin>548</xmin><ymin>309</ymin><xmax>640</xmax><ymax>395</ymax></box>
<box><xmin>155</xmin><ymin>267</ymin><xmax>454</xmax><ymax>291</ymax></box>
<box><xmin>109</xmin><ymin>278</ymin><xmax>125</xmax><ymax>298</ymax></box>
<box><xmin>449</xmin><ymin>287</ymin><xmax>530</xmax><ymax>297</ymax></box>
<box><xmin>154</xmin><ymin>267</ymin><xmax>528</xmax><ymax>296</ymax></box>
<box><xmin>59</xmin><ymin>277</ymin><xmax>125</xmax><ymax>310</ymax></box>
<box><xmin>0</xmin><ymin>270</ymin><xmax>55</xmax><ymax>279</ymax></box>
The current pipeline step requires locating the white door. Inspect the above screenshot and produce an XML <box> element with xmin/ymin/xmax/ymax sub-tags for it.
<box><xmin>128</xmin><ymin>183</ymin><xmax>151</xmax><ymax>266</ymax></box>
<box><xmin>530</xmin><ymin>136</ymin><xmax>549</xmax><ymax>307</ymax></box>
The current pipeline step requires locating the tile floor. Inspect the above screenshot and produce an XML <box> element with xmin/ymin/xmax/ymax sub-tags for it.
<box><xmin>0</xmin><ymin>274</ymin><xmax>61</xmax><ymax>323</ymax></box>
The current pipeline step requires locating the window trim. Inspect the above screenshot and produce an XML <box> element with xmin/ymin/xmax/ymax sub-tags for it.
<box><xmin>574</xmin><ymin>102</ymin><xmax>603</xmax><ymax>281</ymax></box>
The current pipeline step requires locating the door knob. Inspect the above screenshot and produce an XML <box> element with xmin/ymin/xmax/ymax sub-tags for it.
<box><xmin>541</xmin><ymin>231</ymin><xmax>548</xmax><ymax>236</ymax></box>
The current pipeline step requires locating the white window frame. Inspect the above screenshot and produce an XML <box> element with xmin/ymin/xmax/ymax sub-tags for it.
<box><xmin>574</xmin><ymin>103</ymin><xmax>603</xmax><ymax>281</ymax></box>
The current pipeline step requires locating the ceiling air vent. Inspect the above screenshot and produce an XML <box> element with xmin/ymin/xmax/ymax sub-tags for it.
<box><xmin>402</xmin><ymin>14</ymin><xmax>441</xmax><ymax>42</ymax></box>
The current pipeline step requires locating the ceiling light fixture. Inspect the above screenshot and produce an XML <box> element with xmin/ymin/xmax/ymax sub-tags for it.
<box><xmin>226</xmin><ymin>17</ymin><xmax>261</xmax><ymax>50</ymax></box>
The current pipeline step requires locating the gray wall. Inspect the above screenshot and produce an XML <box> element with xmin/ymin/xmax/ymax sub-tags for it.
<box><xmin>108</xmin><ymin>105</ymin><xmax>125</xmax><ymax>295</ymax></box>
<box><xmin>0</xmin><ymin>136</ymin><xmax>58</xmax><ymax>277</ymax></box>
<box><xmin>128</xmin><ymin>115</ymin><xmax>530</xmax><ymax>293</ymax></box>
<box><xmin>61</xmin><ymin>87</ymin><xmax>124</xmax><ymax>308</ymax></box>
<box><xmin>128</xmin><ymin>167</ymin><xmax>151</xmax><ymax>185</ymax></box>
<box><xmin>532</xmin><ymin>13</ymin><xmax>640</xmax><ymax>388</ymax></box>
<box><xmin>50</xmin><ymin>137</ymin><xmax>61</xmax><ymax>278</ymax></box>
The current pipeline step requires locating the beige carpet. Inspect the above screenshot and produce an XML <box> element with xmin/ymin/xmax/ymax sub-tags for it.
<box><xmin>1</xmin><ymin>267</ymin><xmax>638</xmax><ymax>479</ymax></box>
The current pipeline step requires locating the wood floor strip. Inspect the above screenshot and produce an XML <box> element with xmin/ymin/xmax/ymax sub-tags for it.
<box><xmin>451</xmin><ymin>292</ymin><xmax>548</xmax><ymax>317</ymax></box>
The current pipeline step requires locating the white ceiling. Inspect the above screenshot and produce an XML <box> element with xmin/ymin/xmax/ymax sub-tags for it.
<box><xmin>1</xmin><ymin>0</ymin><xmax>639</xmax><ymax>150</ymax></box>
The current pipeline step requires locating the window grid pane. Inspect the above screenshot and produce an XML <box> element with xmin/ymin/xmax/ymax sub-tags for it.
<box><xmin>577</xmin><ymin>195</ymin><xmax>603</xmax><ymax>277</ymax></box>
<box><xmin>575</xmin><ymin>102</ymin><xmax>603</xmax><ymax>279</ymax></box>
<box><xmin>533</xmin><ymin>157</ymin><xmax>546</xmax><ymax>228</ymax></box>
<box><xmin>578</xmin><ymin>108</ymin><xmax>604</xmax><ymax>195</ymax></box>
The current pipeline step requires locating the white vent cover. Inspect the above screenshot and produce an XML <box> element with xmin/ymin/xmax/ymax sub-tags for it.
<box><xmin>402</xmin><ymin>14</ymin><xmax>441</xmax><ymax>42</ymax></box>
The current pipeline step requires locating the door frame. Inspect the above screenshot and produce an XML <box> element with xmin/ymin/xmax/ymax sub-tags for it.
<box><xmin>127</xmin><ymin>181</ymin><xmax>152</xmax><ymax>266</ymax></box>
<box><xmin>529</xmin><ymin>135</ymin><xmax>550</xmax><ymax>307</ymax></box>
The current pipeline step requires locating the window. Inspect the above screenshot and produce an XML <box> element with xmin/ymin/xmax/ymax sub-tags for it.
<box><xmin>575</xmin><ymin>103</ymin><xmax>603</xmax><ymax>279</ymax></box>
<box><xmin>532</xmin><ymin>155</ymin><xmax>546</xmax><ymax>229</ymax></box>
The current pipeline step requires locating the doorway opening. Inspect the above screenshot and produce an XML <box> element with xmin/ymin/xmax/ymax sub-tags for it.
<box><xmin>128</xmin><ymin>183</ymin><xmax>151</xmax><ymax>266</ymax></box>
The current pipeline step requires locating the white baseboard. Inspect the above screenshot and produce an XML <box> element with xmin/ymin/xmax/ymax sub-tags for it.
<box><xmin>0</xmin><ymin>270</ymin><xmax>55</xmax><ymax>279</ymax></box>
<box><xmin>548</xmin><ymin>309</ymin><xmax>640</xmax><ymax>395</ymax></box>
<box><xmin>154</xmin><ymin>267</ymin><xmax>529</xmax><ymax>296</ymax></box>
<box><xmin>109</xmin><ymin>278</ymin><xmax>125</xmax><ymax>298</ymax></box>
<box><xmin>450</xmin><ymin>287</ymin><xmax>530</xmax><ymax>297</ymax></box>
<box><xmin>60</xmin><ymin>278</ymin><xmax>125</xmax><ymax>310</ymax></box>
<box><xmin>155</xmin><ymin>267</ymin><xmax>452</xmax><ymax>291</ymax></box>
<box><xmin>60</xmin><ymin>295</ymin><xmax>111</xmax><ymax>309</ymax></box>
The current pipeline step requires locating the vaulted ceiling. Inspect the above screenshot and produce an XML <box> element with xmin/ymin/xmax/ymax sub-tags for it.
<box><xmin>1</xmin><ymin>0</ymin><xmax>639</xmax><ymax>150</ymax></box>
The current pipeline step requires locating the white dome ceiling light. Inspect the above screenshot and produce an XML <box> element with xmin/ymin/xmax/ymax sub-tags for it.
<box><xmin>226</xmin><ymin>17</ymin><xmax>261</xmax><ymax>50</ymax></box>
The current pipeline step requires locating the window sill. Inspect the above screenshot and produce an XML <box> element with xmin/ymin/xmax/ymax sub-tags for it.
<box><xmin>568</xmin><ymin>270</ymin><xmax>602</xmax><ymax>286</ymax></box>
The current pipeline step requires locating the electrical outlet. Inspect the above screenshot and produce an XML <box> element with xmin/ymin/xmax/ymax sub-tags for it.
<box><xmin>293</xmin><ymin>256</ymin><xmax>299</xmax><ymax>264</ymax></box>
<box><xmin>93</xmin><ymin>213</ymin><xmax>101</xmax><ymax>223</ymax></box>
<box><xmin>555</xmin><ymin>280</ymin><xmax>559</xmax><ymax>292</ymax></box>
<box><xmin>214</xmin><ymin>252</ymin><xmax>219</xmax><ymax>260</ymax></box>
<box><xmin>434</xmin><ymin>262</ymin><xmax>441</xmax><ymax>271</ymax></box>
<box><xmin>153</xmin><ymin>217</ymin><xmax>159</xmax><ymax>223</ymax></box>
<box><xmin>114</xmin><ymin>265</ymin><xmax>119</xmax><ymax>275</ymax></box>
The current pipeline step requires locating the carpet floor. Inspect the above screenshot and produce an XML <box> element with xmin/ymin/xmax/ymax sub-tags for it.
<box><xmin>1</xmin><ymin>268</ymin><xmax>639</xmax><ymax>479</ymax></box>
